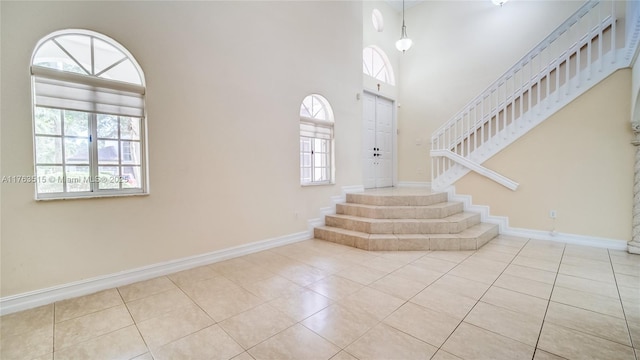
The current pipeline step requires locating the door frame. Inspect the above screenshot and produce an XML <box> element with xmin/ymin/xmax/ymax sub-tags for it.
<box><xmin>362</xmin><ymin>90</ymin><xmax>398</xmax><ymax>188</ymax></box>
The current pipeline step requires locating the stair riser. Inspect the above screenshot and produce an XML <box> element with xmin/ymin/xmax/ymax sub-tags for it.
<box><xmin>324</xmin><ymin>214</ymin><xmax>481</xmax><ymax>235</ymax></box>
<box><xmin>346</xmin><ymin>193</ymin><xmax>448</xmax><ymax>206</ymax></box>
<box><xmin>336</xmin><ymin>202</ymin><xmax>464</xmax><ymax>219</ymax></box>
<box><xmin>315</xmin><ymin>224</ymin><xmax>499</xmax><ymax>251</ymax></box>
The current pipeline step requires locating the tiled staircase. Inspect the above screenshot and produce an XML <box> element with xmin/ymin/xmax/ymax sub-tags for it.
<box><xmin>314</xmin><ymin>191</ymin><xmax>498</xmax><ymax>251</ymax></box>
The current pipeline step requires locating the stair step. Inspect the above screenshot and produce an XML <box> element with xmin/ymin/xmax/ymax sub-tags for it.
<box><xmin>346</xmin><ymin>192</ymin><xmax>448</xmax><ymax>206</ymax></box>
<box><xmin>325</xmin><ymin>212</ymin><xmax>481</xmax><ymax>234</ymax></box>
<box><xmin>314</xmin><ymin>223</ymin><xmax>498</xmax><ymax>251</ymax></box>
<box><xmin>336</xmin><ymin>201</ymin><xmax>464</xmax><ymax>219</ymax></box>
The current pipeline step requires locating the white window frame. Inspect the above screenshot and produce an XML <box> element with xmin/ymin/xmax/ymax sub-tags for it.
<box><xmin>300</xmin><ymin>94</ymin><xmax>334</xmax><ymax>186</ymax></box>
<box><xmin>30</xmin><ymin>29</ymin><xmax>148</xmax><ymax>200</ymax></box>
<box><xmin>363</xmin><ymin>45</ymin><xmax>395</xmax><ymax>85</ymax></box>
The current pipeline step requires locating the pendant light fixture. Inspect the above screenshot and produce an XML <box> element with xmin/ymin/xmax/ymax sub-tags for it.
<box><xmin>492</xmin><ymin>0</ymin><xmax>509</xmax><ymax>6</ymax></box>
<box><xmin>395</xmin><ymin>0</ymin><xmax>413</xmax><ymax>53</ymax></box>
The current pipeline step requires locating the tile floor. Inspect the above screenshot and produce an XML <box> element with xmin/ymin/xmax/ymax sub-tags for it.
<box><xmin>1</xmin><ymin>236</ymin><xmax>639</xmax><ymax>360</ymax></box>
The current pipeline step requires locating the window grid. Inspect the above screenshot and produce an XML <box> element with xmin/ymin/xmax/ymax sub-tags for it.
<box><xmin>300</xmin><ymin>137</ymin><xmax>331</xmax><ymax>184</ymax></box>
<box><xmin>363</xmin><ymin>46</ymin><xmax>395</xmax><ymax>85</ymax></box>
<box><xmin>299</xmin><ymin>94</ymin><xmax>334</xmax><ymax>185</ymax></box>
<box><xmin>33</xmin><ymin>109</ymin><xmax>143</xmax><ymax>196</ymax></box>
<box><xmin>31</xmin><ymin>30</ymin><xmax>146</xmax><ymax>199</ymax></box>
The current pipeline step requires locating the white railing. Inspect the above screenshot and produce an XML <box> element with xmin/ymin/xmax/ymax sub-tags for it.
<box><xmin>431</xmin><ymin>149</ymin><xmax>519</xmax><ymax>190</ymax></box>
<box><xmin>430</xmin><ymin>0</ymin><xmax>635</xmax><ymax>191</ymax></box>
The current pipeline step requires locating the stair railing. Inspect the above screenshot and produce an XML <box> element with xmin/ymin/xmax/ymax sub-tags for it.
<box><xmin>431</xmin><ymin>0</ymin><xmax>625</xmax><ymax>190</ymax></box>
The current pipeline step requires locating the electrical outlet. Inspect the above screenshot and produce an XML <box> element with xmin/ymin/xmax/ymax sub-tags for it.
<box><xmin>549</xmin><ymin>210</ymin><xmax>557</xmax><ymax>219</ymax></box>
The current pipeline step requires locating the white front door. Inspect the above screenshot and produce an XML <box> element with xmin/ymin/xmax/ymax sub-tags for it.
<box><xmin>363</xmin><ymin>92</ymin><xmax>394</xmax><ymax>189</ymax></box>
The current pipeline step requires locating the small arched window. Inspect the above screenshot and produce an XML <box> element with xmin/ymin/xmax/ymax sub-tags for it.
<box><xmin>363</xmin><ymin>46</ymin><xmax>395</xmax><ymax>85</ymax></box>
<box><xmin>31</xmin><ymin>29</ymin><xmax>147</xmax><ymax>199</ymax></box>
<box><xmin>372</xmin><ymin>9</ymin><xmax>384</xmax><ymax>32</ymax></box>
<box><xmin>300</xmin><ymin>94</ymin><xmax>334</xmax><ymax>185</ymax></box>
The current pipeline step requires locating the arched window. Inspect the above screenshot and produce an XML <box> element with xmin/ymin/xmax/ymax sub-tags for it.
<box><xmin>363</xmin><ymin>46</ymin><xmax>395</xmax><ymax>85</ymax></box>
<box><xmin>300</xmin><ymin>94</ymin><xmax>334</xmax><ymax>185</ymax></box>
<box><xmin>372</xmin><ymin>9</ymin><xmax>384</xmax><ymax>32</ymax></box>
<box><xmin>31</xmin><ymin>29</ymin><xmax>147</xmax><ymax>199</ymax></box>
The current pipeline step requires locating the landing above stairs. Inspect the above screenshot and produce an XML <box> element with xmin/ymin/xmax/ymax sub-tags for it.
<box><xmin>314</xmin><ymin>188</ymin><xmax>498</xmax><ymax>251</ymax></box>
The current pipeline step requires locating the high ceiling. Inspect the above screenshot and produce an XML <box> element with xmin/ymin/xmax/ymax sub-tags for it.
<box><xmin>384</xmin><ymin>0</ymin><xmax>426</xmax><ymax>13</ymax></box>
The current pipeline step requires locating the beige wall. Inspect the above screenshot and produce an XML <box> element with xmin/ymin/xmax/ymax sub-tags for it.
<box><xmin>398</xmin><ymin>0</ymin><xmax>584</xmax><ymax>182</ymax></box>
<box><xmin>456</xmin><ymin>69</ymin><xmax>633</xmax><ymax>241</ymax></box>
<box><xmin>0</xmin><ymin>1</ymin><xmax>363</xmax><ymax>297</ymax></box>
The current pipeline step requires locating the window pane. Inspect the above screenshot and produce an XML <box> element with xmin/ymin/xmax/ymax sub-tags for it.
<box><xmin>121</xmin><ymin>141</ymin><xmax>140</xmax><ymax>165</ymax></box>
<box><xmin>93</xmin><ymin>38</ymin><xmax>126</xmax><ymax>75</ymax></box>
<box><xmin>301</xmin><ymin>97</ymin><xmax>313</xmax><ymax>118</ymax></box>
<box><xmin>100</xmin><ymin>59</ymin><xmax>141</xmax><ymax>84</ymax></box>
<box><xmin>35</xmin><ymin>136</ymin><xmax>62</xmax><ymax>164</ymax></box>
<box><xmin>122</xmin><ymin>166</ymin><xmax>141</xmax><ymax>189</ymax></box>
<box><xmin>65</xmin><ymin>138</ymin><xmax>89</xmax><ymax>164</ymax></box>
<box><xmin>98</xmin><ymin>140</ymin><xmax>119</xmax><ymax>164</ymax></box>
<box><xmin>36</xmin><ymin>166</ymin><xmax>64</xmax><ymax>193</ymax></box>
<box><xmin>300</xmin><ymin>138</ymin><xmax>311</xmax><ymax>152</ymax></box>
<box><xmin>363</xmin><ymin>47</ymin><xmax>373</xmax><ymax>75</ymax></box>
<box><xmin>314</xmin><ymin>152</ymin><xmax>325</xmax><ymax>167</ymax></box>
<box><xmin>120</xmin><ymin>117</ymin><xmax>140</xmax><ymax>140</ymax></box>
<box><xmin>301</xmin><ymin>168</ymin><xmax>311</xmax><ymax>182</ymax></box>
<box><xmin>97</xmin><ymin>114</ymin><xmax>119</xmax><ymax>139</ymax></box>
<box><xmin>65</xmin><ymin>166</ymin><xmax>90</xmax><ymax>192</ymax></box>
<box><xmin>34</xmin><ymin>107</ymin><xmax>61</xmax><ymax>135</ymax></box>
<box><xmin>301</xmin><ymin>153</ymin><xmax>311</xmax><ymax>167</ymax></box>
<box><xmin>55</xmin><ymin>35</ymin><xmax>91</xmax><ymax>74</ymax></box>
<box><xmin>33</xmin><ymin>40</ymin><xmax>80</xmax><ymax>73</ymax></box>
<box><xmin>63</xmin><ymin>111</ymin><xmax>88</xmax><ymax>136</ymax></box>
<box><xmin>98</xmin><ymin>166</ymin><xmax>120</xmax><ymax>189</ymax></box>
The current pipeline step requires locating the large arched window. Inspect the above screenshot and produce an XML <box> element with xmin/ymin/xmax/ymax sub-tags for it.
<box><xmin>300</xmin><ymin>94</ymin><xmax>334</xmax><ymax>185</ymax></box>
<box><xmin>31</xmin><ymin>29</ymin><xmax>147</xmax><ymax>199</ymax></box>
<box><xmin>363</xmin><ymin>46</ymin><xmax>395</xmax><ymax>85</ymax></box>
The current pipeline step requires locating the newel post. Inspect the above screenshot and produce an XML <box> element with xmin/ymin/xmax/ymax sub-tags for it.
<box><xmin>630</xmin><ymin>122</ymin><xmax>640</xmax><ymax>254</ymax></box>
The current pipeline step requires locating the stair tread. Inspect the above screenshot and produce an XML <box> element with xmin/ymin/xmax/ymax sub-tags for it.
<box><xmin>316</xmin><ymin>223</ymin><xmax>497</xmax><ymax>239</ymax></box>
<box><xmin>346</xmin><ymin>192</ymin><xmax>449</xmax><ymax>206</ymax></box>
<box><xmin>338</xmin><ymin>201</ymin><xmax>463</xmax><ymax>210</ymax></box>
<box><xmin>327</xmin><ymin>212</ymin><xmax>479</xmax><ymax>223</ymax></box>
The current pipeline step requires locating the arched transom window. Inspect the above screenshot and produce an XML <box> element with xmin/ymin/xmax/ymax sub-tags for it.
<box><xmin>363</xmin><ymin>46</ymin><xmax>395</xmax><ymax>85</ymax></box>
<box><xmin>300</xmin><ymin>94</ymin><xmax>334</xmax><ymax>185</ymax></box>
<box><xmin>31</xmin><ymin>29</ymin><xmax>147</xmax><ymax>199</ymax></box>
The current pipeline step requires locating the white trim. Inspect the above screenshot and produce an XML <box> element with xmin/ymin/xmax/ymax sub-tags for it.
<box><xmin>1</xmin><ymin>184</ymin><xmax>366</xmax><ymax>316</ymax></box>
<box><xmin>341</xmin><ymin>185</ymin><xmax>365</xmax><ymax>194</ymax></box>
<box><xmin>0</xmin><ymin>230</ymin><xmax>311</xmax><ymax>316</ymax></box>
<box><xmin>445</xmin><ymin>186</ymin><xmax>628</xmax><ymax>251</ymax></box>
<box><xmin>432</xmin><ymin>150</ymin><xmax>519</xmax><ymax>191</ymax></box>
<box><xmin>501</xmin><ymin>227</ymin><xmax>628</xmax><ymax>250</ymax></box>
<box><xmin>397</xmin><ymin>181</ymin><xmax>432</xmax><ymax>188</ymax></box>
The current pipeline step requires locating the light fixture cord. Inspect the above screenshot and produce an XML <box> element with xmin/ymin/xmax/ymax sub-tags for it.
<box><xmin>402</xmin><ymin>0</ymin><xmax>405</xmax><ymax>26</ymax></box>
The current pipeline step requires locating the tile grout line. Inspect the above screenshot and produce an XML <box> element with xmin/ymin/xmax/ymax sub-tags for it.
<box><xmin>340</xmin><ymin>237</ymin><xmax>527</xmax><ymax>359</ymax></box>
<box><xmin>295</xmin><ymin>249</ymin><xmax>453</xmax><ymax>357</ymax></box>
<box><xmin>116</xmin><ymin>286</ymin><xmax>152</xmax><ymax>359</ymax></box>
<box><xmin>530</xmin><ymin>243</ymin><xmax>566</xmax><ymax>360</ymax></box>
<box><xmin>428</xmin><ymin>237</ymin><xmax>541</xmax><ymax>359</ymax></box>
<box><xmin>166</xmin><ymin>271</ymin><xmax>267</xmax><ymax>356</ymax></box>
<box><xmin>607</xmin><ymin>249</ymin><xmax>639</xmax><ymax>360</ymax></box>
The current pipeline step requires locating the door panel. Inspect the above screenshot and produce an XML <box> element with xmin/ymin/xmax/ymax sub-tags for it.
<box><xmin>363</xmin><ymin>92</ymin><xmax>394</xmax><ymax>189</ymax></box>
<box><xmin>375</xmin><ymin>96</ymin><xmax>393</xmax><ymax>188</ymax></box>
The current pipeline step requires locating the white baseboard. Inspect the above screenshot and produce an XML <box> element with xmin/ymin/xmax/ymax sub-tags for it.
<box><xmin>397</xmin><ymin>181</ymin><xmax>432</xmax><ymax>188</ymax></box>
<box><xmin>1</xmin><ymin>184</ymin><xmax>368</xmax><ymax>316</ymax></box>
<box><xmin>446</xmin><ymin>186</ymin><xmax>629</xmax><ymax>251</ymax></box>
<box><xmin>0</xmin><ymin>230</ymin><xmax>311</xmax><ymax>316</ymax></box>
<box><xmin>501</xmin><ymin>227</ymin><xmax>628</xmax><ymax>250</ymax></box>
